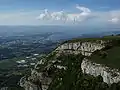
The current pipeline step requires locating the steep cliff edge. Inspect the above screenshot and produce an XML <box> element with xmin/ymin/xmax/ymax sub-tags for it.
<box><xmin>81</xmin><ymin>59</ymin><xmax>120</xmax><ymax>84</ymax></box>
<box><xmin>55</xmin><ymin>40</ymin><xmax>106</xmax><ymax>56</ymax></box>
<box><xmin>20</xmin><ymin>37</ymin><xmax>120</xmax><ymax>90</ymax></box>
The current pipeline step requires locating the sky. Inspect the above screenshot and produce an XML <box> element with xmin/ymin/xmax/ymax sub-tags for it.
<box><xmin>0</xmin><ymin>0</ymin><xmax>120</xmax><ymax>26</ymax></box>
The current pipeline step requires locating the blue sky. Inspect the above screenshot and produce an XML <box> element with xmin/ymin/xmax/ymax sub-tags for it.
<box><xmin>0</xmin><ymin>0</ymin><xmax>120</xmax><ymax>11</ymax></box>
<box><xmin>0</xmin><ymin>0</ymin><xmax>120</xmax><ymax>25</ymax></box>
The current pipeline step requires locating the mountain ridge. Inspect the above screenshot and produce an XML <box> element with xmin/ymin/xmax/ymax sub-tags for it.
<box><xmin>20</xmin><ymin>35</ymin><xmax>120</xmax><ymax>90</ymax></box>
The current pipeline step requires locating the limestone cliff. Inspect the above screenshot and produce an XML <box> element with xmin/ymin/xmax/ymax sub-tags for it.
<box><xmin>55</xmin><ymin>40</ymin><xmax>106</xmax><ymax>56</ymax></box>
<box><xmin>20</xmin><ymin>39</ymin><xmax>120</xmax><ymax>90</ymax></box>
<box><xmin>81</xmin><ymin>59</ymin><xmax>120</xmax><ymax>84</ymax></box>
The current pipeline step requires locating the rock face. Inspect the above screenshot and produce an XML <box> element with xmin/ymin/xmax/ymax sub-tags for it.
<box><xmin>21</xmin><ymin>81</ymin><xmax>41</xmax><ymax>90</ymax></box>
<box><xmin>81</xmin><ymin>59</ymin><xmax>120</xmax><ymax>84</ymax></box>
<box><xmin>56</xmin><ymin>40</ymin><xmax>105</xmax><ymax>56</ymax></box>
<box><xmin>20</xmin><ymin>39</ymin><xmax>120</xmax><ymax>90</ymax></box>
<box><xmin>20</xmin><ymin>76</ymin><xmax>41</xmax><ymax>90</ymax></box>
<box><xmin>20</xmin><ymin>69</ymin><xmax>52</xmax><ymax>90</ymax></box>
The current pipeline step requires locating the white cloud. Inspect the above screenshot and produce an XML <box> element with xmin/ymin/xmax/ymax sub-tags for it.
<box><xmin>0</xmin><ymin>5</ymin><xmax>120</xmax><ymax>25</ymax></box>
<box><xmin>108</xmin><ymin>17</ymin><xmax>119</xmax><ymax>23</ymax></box>
<box><xmin>37</xmin><ymin>5</ymin><xmax>91</xmax><ymax>23</ymax></box>
<box><xmin>76</xmin><ymin>4</ymin><xmax>91</xmax><ymax>16</ymax></box>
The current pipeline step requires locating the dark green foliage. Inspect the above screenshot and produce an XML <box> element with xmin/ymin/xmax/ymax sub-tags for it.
<box><xmin>6</xmin><ymin>86</ymin><xmax>24</xmax><ymax>90</ymax></box>
<box><xmin>91</xmin><ymin>40</ymin><xmax>120</xmax><ymax>69</ymax></box>
<box><xmin>48</xmin><ymin>54</ymin><xmax>111</xmax><ymax>90</ymax></box>
<box><xmin>103</xmin><ymin>44</ymin><xmax>113</xmax><ymax>50</ymax></box>
<box><xmin>47</xmin><ymin>53</ymin><xmax>120</xmax><ymax>90</ymax></box>
<box><xmin>99</xmin><ymin>51</ymin><xmax>108</xmax><ymax>59</ymax></box>
<box><xmin>96</xmin><ymin>75</ymin><xmax>103</xmax><ymax>82</ymax></box>
<box><xmin>64</xmin><ymin>35</ymin><xmax>120</xmax><ymax>43</ymax></box>
<box><xmin>48</xmin><ymin>54</ymin><xmax>83</xmax><ymax>90</ymax></box>
<box><xmin>109</xmin><ymin>82</ymin><xmax>120</xmax><ymax>90</ymax></box>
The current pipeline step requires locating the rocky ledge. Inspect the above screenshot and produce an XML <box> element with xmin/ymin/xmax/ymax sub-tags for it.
<box><xmin>81</xmin><ymin>59</ymin><xmax>120</xmax><ymax>84</ymax></box>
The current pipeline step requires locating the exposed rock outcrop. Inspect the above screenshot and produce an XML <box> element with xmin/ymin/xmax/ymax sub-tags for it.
<box><xmin>56</xmin><ymin>40</ymin><xmax>106</xmax><ymax>56</ymax></box>
<box><xmin>81</xmin><ymin>59</ymin><xmax>120</xmax><ymax>84</ymax></box>
<box><xmin>20</xmin><ymin>69</ymin><xmax>52</xmax><ymax>90</ymax></box>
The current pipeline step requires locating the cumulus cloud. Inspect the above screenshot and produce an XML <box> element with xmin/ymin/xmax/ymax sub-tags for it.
<box><xmin>107</xmin><ymin>11</ymin><xmax>120</xmax><ymax>23</ymax></box>
<box><xmin>108</xmin><ymin>17</ymin><xmax>119</xmax><ymax>23</ymax></box>
<box><xmin>76</xmin><ymin>4</ymin><xmax>91</xmax><ymax>16</ymax></box>
<box><xmin>0</xmin><ymin>5</ymin><xmax>120</xmax><ymax>25</ymax></box>
<box><xmin>36</xmin><ymin>5</ymin><xmax>120</xmax><ymax>25</ymax></box>
<box><xmin>37</xmin><ymin>5</ymin><xmax>91</xmax><ymax>23</ymax></box>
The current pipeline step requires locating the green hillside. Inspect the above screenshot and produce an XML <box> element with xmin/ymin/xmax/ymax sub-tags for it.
<box><xmin>90</xmin><ymin>37</ymin><xmax>120</xmax><ymax>69</ymax></box>
<box><xmin>65</xmin><ymin>35</ymin><xmax>120</xmax><ymax>43</ymax></box>
<box><xmin>64</xmin><ymin>35</ymin><xmax>120</xmax><ymax>69</ymax></box>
